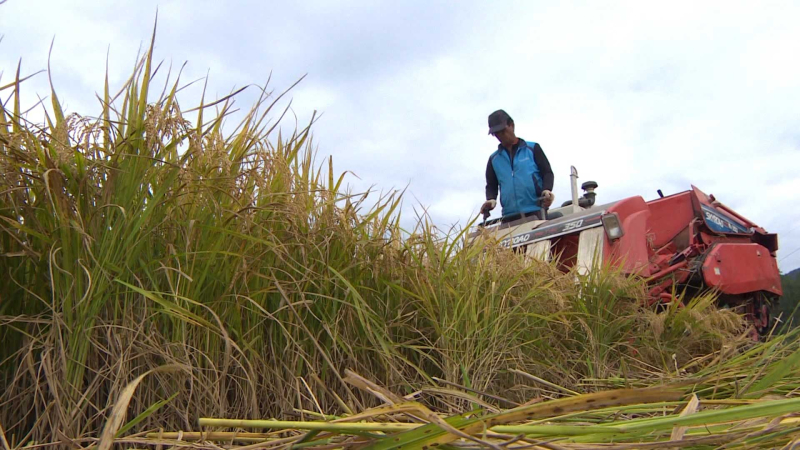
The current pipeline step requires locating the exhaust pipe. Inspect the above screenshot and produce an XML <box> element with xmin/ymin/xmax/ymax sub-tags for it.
<box><xmin>570</xmin><ymin>166</ymin><xmax>580</xmax><ymax>214</ymax></box>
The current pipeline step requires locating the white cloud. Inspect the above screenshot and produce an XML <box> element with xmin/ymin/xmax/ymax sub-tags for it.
<box><xmin>2</xmin><ymin>0</ymin><xmax>799</xmax><ymax>271</ymax></box>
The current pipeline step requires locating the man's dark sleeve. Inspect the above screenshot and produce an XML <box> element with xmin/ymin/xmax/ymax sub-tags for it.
<box><xmin>533</xmin><ymin>143</ymin><xmax>554</xmax><ymax>192</ymax></box>
<box><xmin>485</xmin><ymin>157</ymin><xmax>498</xmax><ymax>200</ymax></box>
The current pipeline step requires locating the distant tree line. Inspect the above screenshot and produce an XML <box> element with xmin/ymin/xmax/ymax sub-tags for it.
<box><xmin>776</xmin><ymin>268</ymin><xmax>800</xmax><ymax>329</ymax></box>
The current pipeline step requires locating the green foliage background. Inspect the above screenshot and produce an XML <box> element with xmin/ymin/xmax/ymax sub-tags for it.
<box><xmin>777</xmin><ymin>268</ymin><xmax>800</xmax><ymax>328</ymax></box>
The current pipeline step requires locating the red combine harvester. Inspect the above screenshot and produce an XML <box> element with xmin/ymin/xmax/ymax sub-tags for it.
<box><xmin>472</xmin><ymin>167</ymin><xmax>782</xmax><ymax>335</ymax></box>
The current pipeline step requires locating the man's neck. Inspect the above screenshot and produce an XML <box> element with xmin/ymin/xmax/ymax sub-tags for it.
<box><xmin>503</xmin><ymin>138</ymin><xmax>520</xmax><ymax>151</ymax></box>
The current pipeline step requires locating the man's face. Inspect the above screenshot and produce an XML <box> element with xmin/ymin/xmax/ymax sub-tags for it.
<box><xmin>492</xmin><ymin>123</ymin><xmax>515</xmax><ymax>148</ymax></box>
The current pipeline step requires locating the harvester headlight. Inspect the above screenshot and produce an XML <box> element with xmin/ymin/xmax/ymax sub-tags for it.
<box><xmin>602</xmin><ymin>213</ymin><xmax>624</xmax><ymax>240</ymax></box>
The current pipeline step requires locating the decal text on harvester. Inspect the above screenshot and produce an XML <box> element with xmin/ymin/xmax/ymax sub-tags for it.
<box><xmin>498</xmin><ymin>213</ymin><xmax>604</xmax><ymax>249</ymax></box>
<box><xmin>701</xmin><ymin>205</ymin><xmax>750</xmax><ymax>235</ymax></box>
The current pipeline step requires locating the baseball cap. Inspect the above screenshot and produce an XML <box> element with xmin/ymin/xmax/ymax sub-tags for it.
<box><xmin>488</xmin><ymin>109</ymin><xmax>512</xmax><ymax>135</ymax></box>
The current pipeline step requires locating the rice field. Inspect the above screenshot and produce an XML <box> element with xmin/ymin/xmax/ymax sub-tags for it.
<box><xmin>2</xmin><ymin>33</ymin><xmax>800</xmax><ymax>449</ymax></box>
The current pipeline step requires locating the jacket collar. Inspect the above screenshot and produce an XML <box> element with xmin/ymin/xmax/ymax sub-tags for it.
<box><xmin>497</xmin><ymin>138</ymin><xmax>527</xmax><ymax>154</ymax></box>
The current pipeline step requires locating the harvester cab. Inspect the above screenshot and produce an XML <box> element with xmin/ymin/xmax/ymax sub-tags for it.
<box><xmin>470</xmin><ymin>166</ymin><xmax>783</xmax><ymax>335</ymax></box>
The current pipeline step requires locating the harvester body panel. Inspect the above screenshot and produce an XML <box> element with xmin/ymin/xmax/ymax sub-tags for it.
<box><xmin>701</xmin><ymin>243</ymin><xmax>782</xmax><ymax>296</ymax></box>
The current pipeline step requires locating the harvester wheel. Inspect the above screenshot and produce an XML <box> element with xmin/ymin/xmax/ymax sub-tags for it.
<box><xmin>746</xmin><ymin>292</ymin><xmax>773</xmax><ymax>339</ymax></box>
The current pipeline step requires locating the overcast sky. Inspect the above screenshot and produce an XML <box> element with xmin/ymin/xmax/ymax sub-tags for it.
<box><xmin>2</xmin><ymin>1</ymin><xmax>800</xmax><ymax>272</ymax></box>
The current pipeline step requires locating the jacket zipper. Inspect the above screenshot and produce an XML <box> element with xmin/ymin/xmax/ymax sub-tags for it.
<box><xmin>508</xmin><ymin>147</ymin><xmax>517</xmax><ymax>211</ymax></box>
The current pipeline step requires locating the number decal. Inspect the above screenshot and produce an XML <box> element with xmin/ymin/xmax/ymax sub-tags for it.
<box><xmin>563</xmin><ymin>219</ymin><xmax>584</xmax><ymax>231</ymax></box>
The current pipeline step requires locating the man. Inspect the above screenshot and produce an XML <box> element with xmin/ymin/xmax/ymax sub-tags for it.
<box><xmin>481</xmin><ymin>109</ymin><xmax>555</xmax><ymax>221</ymax></box>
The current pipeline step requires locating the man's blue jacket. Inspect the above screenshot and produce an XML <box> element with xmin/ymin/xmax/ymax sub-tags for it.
<box><xmin>485</xmin><ymin>138</ymin><xmax>554</xmax><ymax>217</ymax></box>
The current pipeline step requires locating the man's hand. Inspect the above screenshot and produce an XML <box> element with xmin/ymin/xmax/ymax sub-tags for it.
<box><xmin>541</xmin><ymin>190</ymin><xmax>555</xmax><ymax>208</ymax></box>
<box><xmin>480</xmin><ymin>199</ymin><xmax>497</xmax><ymax>215</ymax></box>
